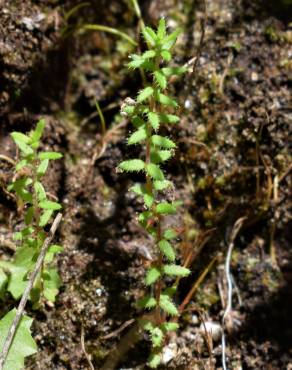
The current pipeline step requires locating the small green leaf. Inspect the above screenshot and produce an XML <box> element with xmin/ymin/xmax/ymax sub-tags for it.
<box><xmin>163</xmin><ymin>264</ymin><xmax>191</xmax><ymax>277</ymax></box>
<box><xmin>128</xmin><ymin>54</ymin><xmax>144</xmax><ymax>68</ymax></box>
<box><xmin>11</xmin><ymin>132</ymin><xmax>33</xmax><ymax>156</ymax></box>
<box><xmin>159</xmin><ymin>294</ymin><xmax>178</xmax><ymax>316</ymax></box>
<box><xmin>24</xmin><ymin>207</ymin><xmax>34</xmax><ymax>225</ymax></box>
<box><xmin>137</xmin><ymin>86</ymin><xmax>154</xmax><ymax>102</ymax></box>
<box><xmin>156</xmin><ymin>93</ymin><xmax>178</xmax><ymax>108</ymax></box>
<box><xmin>145</xmin><ymin>267</ymin><xmax>161</xmax><ymax>285</ymax></box>
<box><xmin>160</xmin><ymin>50</ymin><xmax>172</xmax><ymax>61</ymax></box>
<box><xmin>157</xmin><ymin>18</ymin><xmax>166</xmax><ymax>39</ymax></box>
<box><xmin>148</xmin><ymin>352</ymin><xmax>161</xmax><ymax>368</ymax></box>
<box><xmin>159</xmin><ymin>113</ymin><xmax>180</xmax><ymax>124</ymax></box>
<box><xmin>146</xmin><ymin>163</ymin><xmax>164</xmax><ymax>181</ymax></box>
<box><xmin>151</xmin><ymin>327</ymin><xmax>164</xmax><ymax>347</ymax></box>
<box><xmin>142</xmin><ymin>26</ymin><xmax>157</xmax><ymax>46</ymax></box>
<box><xmin>142</xmin><ymin>50</ymin><xmax>156</xmax><ymax>59</ymax></box>
<box><xmin>158</xmin><ymin>239</ymin><xmax>176</xmax><ymax>262</ymax></box>
<box><xmin>45</xmin><ymin>245</ymin><xmax>63</xmax><ymax>263</ymax></box>
<box><xmin>15</xmin><ymin>159</ymin><xmax>28</xmax><ymax>171</ymax></box>
<box><xmin>151</xmin><ymin>135</ymin><xmax>176</xmax><ymax>148</ymax></box>
<box><xmin>11</xmin><ymin>132</ymin><xmax>30</xmax><ymax>144</ymax></box>
<box><xmin>137</xmin><ymin>295</ymin><xmax>157</xmax><ymax>309</ymax></box>
<box><xmin>39</xmin><ymin>200</ymin><xmax>62</xmax><ymax>211</ymax></box>
<box><xmin>153</xmin><ymin>180</ymin><xmax>173</xmax><ymax>191</ymax></box>
<box><xmin>38</xmin><ymin>152</ymin><xmax>62</xmax><ymax>160</ymax></box>
<box><xmin>42</xmin><ymin>268</ymin><xmax>61</xmax><ymax>302</ymax></box>
<box><xmin>139</xmin><ymin>318</ymin><xmax>155</xmax><ymax>332</ymax></box>
<box><xmin>30</xmin><ymin>119</ymin><xmax>46</xmax><ymax>145</ymax></box>
<box><xmin>148</xmin><ymin>112</ymin><xmax>160</xmax><ymax>130</ymax></box>
<box><xmin>151</xmin><ymin>150</ymin><xmax>173</xmax><ymax>163</ymax></box>
<box><xmin>162</xmin><ymin>66</ymin><xmax>187</xmax><ymax>77</ymax></box>
<box><xmin>37</xmin><ymin>159</ymin><xmax>49</xmax><ymax>177</ymax></box>
<box><xmin>138</xmin><ymin>211</ymin><xmax>153</xmax><ymax>228</ymax></box>
<box><xmin>119</xmin><ymin>159</ymin><xmax>145</xmax><ymax>172</ymax></box>
<box><xmin>34</xmin><ymin>181</ymin><xmax>46</xmax><ymax>201</ymax></box>
<box><xmin>143</xmin><ymin>193</ymin><xmax>154</xmax><ymax>208</ymax></box>
<box><xmin>162</xmin><ymin>28</ymin><xmax>181</xmax><ymax>50</ymax></box>
<box><xmin>128</xmin><ymin>127</ymin><xmax>147</xmax><ymax>145</ymax></box>
<box><xmin>154</xmin><ymin>70</ymin><xmax>167</xmax><ymax>89</ymax></box>
<box><xmin>39</xmin><ymin>209</ymin><xmax>54</xmax><ymax>227</ymax></box>
<box><xmin>156</xmin><ymin>202</ymin><xmax>176</xmax><ymax>214</ymax></box>
<box><xmin>161</xmin><ymin>322</ymin><xmax>179</xmax><ymax>332</ymax></box>
<box><xmin>130</xmin><ymin>183</ymin><xmax>145</xmax><ymax>196</ymax></box>
<box><xmin>164</xmin><ymin>229</ymin><xmax>178</xmax><ymax>240</ymax></box>
<box><xmin>0</xmin><ymin>309</ymin><xmax>37</xmax><ymax>370</ymax></box>
<box><xmin>132</xmin><ymin>116</ymin><xmax>146</xmax><ymax>128</ymax></box>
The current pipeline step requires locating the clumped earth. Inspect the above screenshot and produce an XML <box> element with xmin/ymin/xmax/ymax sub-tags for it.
<box><xmin>0</xmin><ymin>0</ymin><xmax>291</xmax><ymax>369</ymax></box>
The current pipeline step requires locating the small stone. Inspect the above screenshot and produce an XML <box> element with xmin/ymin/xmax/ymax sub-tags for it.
<box><xmin>199</xmin><ymin>321</ymin><xmax>222</xmax><ymax>341</ymax></box>
<box><xmin>161</xmin><ymin>342</ymin><xmax>178</xmax><ymax>364</ymax></box>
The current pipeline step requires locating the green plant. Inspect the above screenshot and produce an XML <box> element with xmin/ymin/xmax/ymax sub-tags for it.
<box><xmin>118</xmin><ymin>19</ymin><xmax>189</xmax><ymax>368</ymax></box>
<box><xmin>0</xmin><ymin>119</ymin><xmax>63</xmax><ymax>305</ymax></box>
<box><xmin>0</xmin><ymin>120</ymin><xmax>63</xmax><ymax>369</ymax></box>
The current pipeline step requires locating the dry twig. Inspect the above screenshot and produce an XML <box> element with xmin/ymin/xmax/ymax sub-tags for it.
<box><xmin>0</xmin><ymin>213</ymin><xmax>62</xmax><ymax>370</ymax></box>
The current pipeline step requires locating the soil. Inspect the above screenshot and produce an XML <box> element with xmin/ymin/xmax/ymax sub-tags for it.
<box><xmin>0</xmin><ymin>0</ymin><xmax>291</xmax><ymax>369</ymax></box>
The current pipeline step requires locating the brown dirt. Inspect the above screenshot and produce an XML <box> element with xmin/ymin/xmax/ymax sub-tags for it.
<box><xmin>0</xmin><ymin>0</ymin><xmax>291</xmax><ymax>369</ymax></box>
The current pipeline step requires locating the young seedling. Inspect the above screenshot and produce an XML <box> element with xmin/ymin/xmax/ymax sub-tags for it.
<box><xmin>0</xmin><ymin>119</ymin><xmax>63</xmax><ymax>306</ymax></box>
<box><xmin>118</xmin><ymin>19</ymin><xmax>189</xmax><ymax>368</ymax></box>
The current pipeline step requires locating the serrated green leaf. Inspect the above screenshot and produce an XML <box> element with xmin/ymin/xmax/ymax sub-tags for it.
<box><xmin>159</xmin><ymin>294</ymin><xmax>178</xmax><ymax>316</ymax></box>
<box><xmin>137</xmin><ymin>86</ymin><xmax>154</xmax><ymax>102</ymax></box>
<box><xmin>39</xmin><ymin>209</ymin><xmax>54</xmax><ymax>227</ymax></box>
<box><xmin>151</xmin><ymin>327</ymin><xmax>164</xmax><ymax>348</ymax></box>
<box><xmin>164</xmin><ymin>229</ymin><xmax>178</xmax><ymax>240</ymax></box>
<box><xmin>138</xmin><ymin>210</ymin><xmax>153</xmax><ymax>228</ymax></box>
<box><xmin>148</xmin><ymin>112</ymin><xmax>160</xmax><ymax>130</ymax></box>
<box><xmin>154</xmin><ymin>71</ymin><xmax>167</xmax><ymax>89</ymax></box>
<box><xmin>37</xmin><ymin>159</ymin><xmax>49</xmax><ymax>177</ymax></box>
<box><xmin>157</xmin><ymin>18</ymin><xmax>166</xmax><ymax>39</ymax></box>
<box><xmin>163</xmin><ymin>264</ymin><xmax>191</xmax><ymax>277</ymax></box>
<box><xmin>148</xmin><ymin>352</ymin><xmax>161</xmax><ymax>368</ymax></box>
<box><xmin>119</xmin><ymin>159</ymin><xmax>145</xmax><ymax>172</ymax></box>
<box><xmin>162</xmin><ymin>28</ymin><xmax>181</xmax><ymax>50</ymax></box>
<box><xmin>39</xmin><ymin>200</ymin><xmax>61</xmax><ymax>211</ymax></box>
<box><xmin>137</xmin><ymin>295</ymin><xmax>157</xmax><ymax>309</ymax></box>
<box><xmin>128</xmin><ymin>127</ymin><xmax>147</xmax><ymax>145</ymax></box>
<box><xmin>162</xmin><ymin>66</ymin><xmax>187</xmax><ymax>77</ymax></box>
<box><xmin>139</xmin><ymin>318</ymin><xmax>155</xmax><ymax>332</ymax></box>
<box><xmin>156</xmin><ymin>93</ymin><xmax>178</xmax><ymax>107</ymax></box>
<box><xmin>151</xmin><ymin>135</ymin><xmax>176</xmax><ymax>148</ymax></box>
<box><xmin>146</xmin><ymin>163</ymin><xmax>164</xmax><ymax>181</ymax></box>
<box><xmin>145</xmin><ymin>267</ymin><xmax>161</xmax><ymax>285</ymax></box>
<box><xmin>153</xmin><ymin>180</ymin><xmax>173</xmax><ymax>191</ymax></box>
<box><xmin>142</xmin><ymin>26</ymin><xmax>157</xmax><ymax>46</ymax></box>
<box><xmin>160</xmin><ymin>50</ymin><xmax>172</xmax><ymax>61</ymax></box>
<box><xmin>144</xmin><ymin>193</ymin><xmax>154</xmax><ymax>208</ymax></box>
<box><xmin>128</xmin><ymin>54</ymin><xmax>145</xmax><ymax>68</ymax></box>
<box><xmin>159</xmin><ymin>113</ymin><xmax>180</xmax><ymax>124</ymax></box>
<box><xmin>130</xmin><ymin>183</ymin><xmax>144</xmax><ymax>196</ymax></box>
<box><xmin>30</xmin><ymin>119</ymin><xmax>46</xmax><ymax>145</ymax></box>
<box><xmin>0</xmin><ymin>309</ymin><xmax>37</xmax><ymax>370</ymax></box>
<box><xmin>38</xmin><ymin>152</ymin><xmax>62</xmax><ymax>160</ymax></box>
<box><xmin>142</xmin><ymin>50</ymin><xmax>156</xmax><ymax>59</ymax></box>
<box><xmin>161</xmin><ymin>322</ymin><xmax>179</xmax><ymax>332</ymax></box>
<box><xmin>158</xmin><ymin>239</ymin><xmax>176</xmax><ymax>262</ymax></box>
<box><xmin>34</xmin><ymin>181</ymin><xmax>46</xmax><ymax>201</ymax></box>
<box><xmin>151</xmin><ymin>150</ymin><xmax>173</xmax><ymax>164</ymax></box>
<box><xmin>132</xmin><ymin>116</ymin><xmax>146</xmax><ymax>128</ymax></box>
<box><xmin>156</xmin><ymin>202</ymin><xmax>176</xmax><ymax>214</ymax></box>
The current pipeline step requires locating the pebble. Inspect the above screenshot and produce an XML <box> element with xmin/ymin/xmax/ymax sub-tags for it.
<box><xmin>199</xmin><ymin>321</ymin><xmax>222</xmax><ymax>341</ymax></box>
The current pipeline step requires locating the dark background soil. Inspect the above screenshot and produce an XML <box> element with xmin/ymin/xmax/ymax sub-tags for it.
<box><xmin>0</xmin><ymin>0</ymin><xmax>291</xmax><ymax>369</ymax></box>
